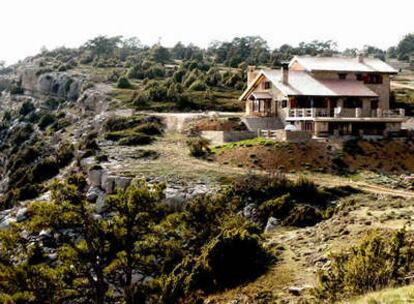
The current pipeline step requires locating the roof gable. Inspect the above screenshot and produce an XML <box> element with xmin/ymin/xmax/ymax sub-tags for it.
<box><xmin>239</xmin><ymin>69</ymin><xmax>378</xmax><ymax>100</ymax></box>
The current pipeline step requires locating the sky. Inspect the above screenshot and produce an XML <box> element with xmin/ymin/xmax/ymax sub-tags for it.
<box><xmin>1</xmin><ymin>0</ymin><xmax>413</xmax><ymax>64</ymax></box>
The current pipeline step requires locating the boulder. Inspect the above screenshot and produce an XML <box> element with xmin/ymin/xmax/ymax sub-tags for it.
<box><xmin>264</xmin><ymin>217</ymin><xmax>279</xmax><ymax>233</ymax></box>
<box><xmin>243</xmin><ymin>203</ymin><xmax>257</xmax><ymax>219</ymax></box>
<box><xmin>16</xmin><ymin>207</ymin><xmax>28</xmax><ymax>222</ymax></box>
<box><xmin>78</xmin><ymin>89</ymin><xmax>110</xmax><ymax>114</ymax></box>
<box><xmin>95</xmin><ymin>191</ymin><xmax>108</xmax><ymax>213</ymax></box>
<box><xmin>86</xmin><ymin>186</ymin><xmax>105</xmax><ymax>203</ymax></box>
<box><xmin>20</xmin><ymin>67</ymin><xmax>83</xmax><ymax>100</ymax></box>
<box><xmin>114</xmin><ymin>177</ymin><xmax>133</xmax><ymax>191</ymax></box>
<box><xmin>88</xmin><ymin>168</ymin><xmax>104</xmax><ymax>187</ymax></box>
<box><xmin>102</xmin><ymin>175</ymin><xmax>116</xmax><ymax>194</ymax></box>
<box><xmin>0</xmin><ymin>216</ymin><xmax>16</xmax><ymax>229</ymax></box>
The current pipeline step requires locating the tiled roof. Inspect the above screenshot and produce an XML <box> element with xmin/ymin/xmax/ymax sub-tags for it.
<box><xmin>242</xmin><ymin>69</ymin><xmax>378</xmax><ymax>98</ymax></box>
<box><xmin>290</xmin><ymin>56</ymin><xmax>397</xmax><ymax>74</ymax></box>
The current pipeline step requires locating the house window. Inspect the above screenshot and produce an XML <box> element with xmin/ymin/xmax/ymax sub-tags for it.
<box><xmin>281</xmin><ymin>100</ymin><xmax>287</xmax><ymax>108</ymax></box>
<box><xmin>356</xmin><ymin>73</ymin><xmax>363</xmax><ymax>81</ymax></box>
<box><xmin>338</xmin><ymin>73</ymin><xmax>347</xmax><ymax>80</ymax></box>
<box><xmin>263</xmin><ymin>81</ymin><xmax>271</xmax><ymax>89</ymax></box>
<box><xmin>364</xmin><ymin>74</ymin><xmax>383</xmax><ymax>84</ymax></box>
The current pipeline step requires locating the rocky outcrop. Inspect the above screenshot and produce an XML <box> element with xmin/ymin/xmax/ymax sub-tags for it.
<box><xmin>0</xmin><ymin>75</ymin><xmax>12</xmax><ymax>92</ymax></box>
<box><xmin>19</xmin><ymin>66</ymin><xmax>84</xmax><ymax>100</ymax></box>
<box><xmin>78</xmin><ymin>88</ymin><xmax>111</xmax><ymax>114</ymax></box>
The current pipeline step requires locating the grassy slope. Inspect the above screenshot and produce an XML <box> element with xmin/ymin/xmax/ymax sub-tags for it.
<box><xmin>349</xmin><ymin>285</ymin><xmax>414</xmax><ymax>304</ymax></box>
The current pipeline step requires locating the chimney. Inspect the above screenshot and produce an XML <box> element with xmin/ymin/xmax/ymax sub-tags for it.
<box><xmin>247</xmin><ymin>65</ymin><xmax>257</xmax><ymax>85</ymax></box>
<box><xmin>357</xmin><ymin>52</ymin><xmax>364</xmax><ymax>63</ymax></box>
<box><xmin>281</xmin><ymin>62</ymin><xmax>289</xmax><ymax>84</ymax></box>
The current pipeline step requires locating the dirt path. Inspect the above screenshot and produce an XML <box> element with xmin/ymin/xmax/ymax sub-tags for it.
<box><xmin>294</xmin><ymin>173</ymin><xmax>414</xmax><ymax>199</ymax></box>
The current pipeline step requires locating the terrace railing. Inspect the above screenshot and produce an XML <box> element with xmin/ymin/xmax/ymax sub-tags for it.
<box><xmin>287</xmin><ymin>107</ymin><xmax>405</xmax><ymax>119</ymax></box>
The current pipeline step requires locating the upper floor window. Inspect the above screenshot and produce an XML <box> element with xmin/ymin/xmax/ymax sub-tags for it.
<box><xmin>356</xmin><ymin>73</ymin><xmax>383</xmax><ymax>84</ymax></box>
<box><xmin>263</xmin><ymin>81</ymin><xmax>271</xmax><ymax>89</ymax></box>
<box><xmin>364</xmin><ymin>74</ymin><xmax>383</xmax><ymax>84</ymax></box>
<box><xmin>338</xmin><ymin>73</ymin><xmax>347</xmax><ymax>80</ymax></box>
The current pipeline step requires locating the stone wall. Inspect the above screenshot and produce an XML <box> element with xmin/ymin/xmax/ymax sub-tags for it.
<box><xmin>201</xmin><ymin>130</ymin><xmax>256</xmax><ymax>145</ymax></box>
<box><xmin>274</xmin><ymin>130</ymin><xmax>312</xmax><ymax>143</ymax></box>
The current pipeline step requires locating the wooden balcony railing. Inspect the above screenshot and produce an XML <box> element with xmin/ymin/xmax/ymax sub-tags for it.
<box><xmin>287</xmin><ymin>108</ymin><xmax>405</xmax><ymax>119</ymax></box>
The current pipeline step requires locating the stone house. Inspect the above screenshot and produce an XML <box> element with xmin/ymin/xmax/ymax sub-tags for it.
<box><xmin>240</xmin><ymin>55</ymin><xmax>406</xmax><ymax>137</ymax></box>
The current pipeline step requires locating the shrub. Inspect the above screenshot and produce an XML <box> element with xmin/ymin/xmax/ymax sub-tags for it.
<box><xmin>38</xmin><ymin>113</ymin><xmax>56</xmax><ymax>130</ymax></box>
<box><xmin>162</xmin><ymin>226</ymin><xmax>270</xmax><ymax>302</ymax></box>
<box><xmin>9</xmin><ymin>123</ymin><xmax>34</xmax><ymax>145</ymax></box>
<box><xmin>104</xmin><ymin>116</ymin><xmax>142</xmax><ymax>132</ymax></box>
<box><xmin>187</xmin><ymin>137</ymin><xmax>210</xmax><ymax>157</ymax></box>
<box><xmin>197</xmin><ymin>227</ymin><xmax>270</xmax><ymax>290</ymax></box>
<box><xmin>117</xmin><ymin>76</ymin><xmax>132</xmax><ymax>89</ymax></box>
<box><xmin>56</xmin><ymin>142</ymin><xmax>74</xmax><ymax>167</ymax></box>
<box><xmin>31</xmin><ymin>157</ymin><xmax>60</xmax><ymax>183</ymax></box>
<box><xmin>19</xmin><ymin>101</ymin><xmax>36</xmax><ymax>116</ymax></box>
<box><xmin>282</xmin><ymin>205</ymin><xmax>322</xmax><ymax>227</ymax></box>
<box><xmin>189</xmin><ymin>80</ymin><xmax>207</xmax><ymax>91</ymax></box>
<box><xmin>132</xmin><ymin>92</ymin><xmax>149</xmax><ymax>108</ymax></box>
<box><xmin>134</xmin><ymin>122</ymin><xmax>162</xmax><ymax>135</ymax></box>
<box><xmin>258</xmin><ymin>194</ymin><xmax>293</xmax><ymax>220</ymax></box>
<box><xmin>315</xmin><ymin>229</ymin><xmax>414</xmax><ymax>301</ymax></box>
<box><xmin>118</xmin><ymin>133</ymin><xmax>153</xmax><ymax>146</ymax></box>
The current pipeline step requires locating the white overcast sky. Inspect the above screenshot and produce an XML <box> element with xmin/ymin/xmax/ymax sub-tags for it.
<box><xmin>1</xmin><ymin>0</ymin><xmax>413</xmax><ymax>64</ymax></box>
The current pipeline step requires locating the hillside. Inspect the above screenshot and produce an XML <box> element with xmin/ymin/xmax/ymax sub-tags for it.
<box><xmin>0</xmin><ymin>35</ymin><xmax>414</xmax><ymax>303</ymax></box>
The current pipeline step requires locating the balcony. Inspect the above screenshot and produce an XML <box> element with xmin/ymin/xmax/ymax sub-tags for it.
<box><xmin>286</xmin><ymin>108</ymin><xmax>405</xmax><ymax>119</ymax></box>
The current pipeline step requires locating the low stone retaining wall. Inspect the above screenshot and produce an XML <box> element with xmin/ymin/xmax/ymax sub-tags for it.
<box><xmin>201</xmin><ymin>130</ymin><xmax>256</xmax><ymax>145</ymax></box>
<box><xmin>274</xmin><ymin>130</ymin><xmax>312</xmax><ymax>143</ymax></box>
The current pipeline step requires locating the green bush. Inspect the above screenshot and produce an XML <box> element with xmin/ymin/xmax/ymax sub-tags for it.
<box><xmin>162</xmin><ymin>225</ymin><xmax>270</xmax><ymax>302</ymax></box>
<box><xmin>38</xmin><ymin>113</ymin><xmax>56</xmax><ymax>130</ymax></box>
<box><xmin>9</xmin><ymin>123</ymin><xmax>34</xmax><ymax>145</ymax></box>
<box><xmin>315</xmin><ymin>229</ymin><xmax>414</xmax><ymax>301</ymax></box>
<box><xmin>189</xmin><ymin>80</ymin><xmax>207</xmax><ymax>91</ymax></box>
<box><xmin>118</xmin><ymin>133</ymin><xmax>153</xmax><ymax>146</ymax></box>
<box><xmin>187</xmin><ymin>137</ymin><xmax>210</xmax><ymax>157</ymax></box>
<box><xmin>197</xmin><ymin>228</ymin><xmax>270</xmax><ymax>290</ymax></box>
<box><xmin>282</xmin><ymin>205</ymin><xmax>322</xmax><ymax>227</ymax></box>
<box><xmin>258</xmin><ymin>194</ymin><xmax>293</xmax><ymax>220</ymax></box>
<box><xmin>134</xmin><ymin>122</ymin><xmax>162</xmax><ymax>135</ymax></box>
<box><xmin>117</xmin><ymin>76</ymin><xmax>132</xmax><ymax>89</ymax></box>
<box><xmin>31</xmin><ymin>157</ymin><xmax>60</xmax><ymax>183</ymax></box>
<box><xmin>56</xmin><ymin>142</ymin><xmax>74</xmax><ymax>167</ymax></box>
<box><xmin>19</xmin><ymin>101</ymin><xmax>35</xmax><ymax>116</ymax></box>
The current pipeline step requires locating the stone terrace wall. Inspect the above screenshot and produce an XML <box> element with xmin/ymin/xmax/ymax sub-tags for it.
<box><xmin>201</xmin><ymin>130</ymin><xmax>256</xmax><ymax>145</ymax></box>
<box><xmin>274</xmin><ymin>130</ymin><xmax>312</xmax><ymax>143</ymax></box>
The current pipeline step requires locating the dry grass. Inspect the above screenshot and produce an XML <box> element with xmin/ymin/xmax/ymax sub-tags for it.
<box><xmin>348</xmin><ymin>285</ymin><xmax>414</xmax><ymax>304</ymax></box>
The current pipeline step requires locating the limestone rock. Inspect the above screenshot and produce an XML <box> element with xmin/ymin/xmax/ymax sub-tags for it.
<box><xmin>86</xmin><ymin>186</ymin><xmax>105</xmax><ymax>203</ymax></box>
<box><xmin>88</xmin><ymin>168</ymin><xmax>104</xmax><ymax>187</ymax></box>
<box><xmin>264</xmin><ymin>217</ymin><xmax>279</xmax><ymax>233</ymax></box>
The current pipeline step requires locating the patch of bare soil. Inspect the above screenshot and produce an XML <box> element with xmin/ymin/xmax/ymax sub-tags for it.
<box><xmin>342</xmin><ymin>139</ymin><xmax>414</xmax><ymax>173</ymax></box>
<box><xmin>215</xmin><ymin>141</ymin><xmax>335</xmax><ymax>173</ymax></box>
<box><xmin>215</xmin><ymin>139</ymin><xmax>414</xmax><ymax>174</ymax></box>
